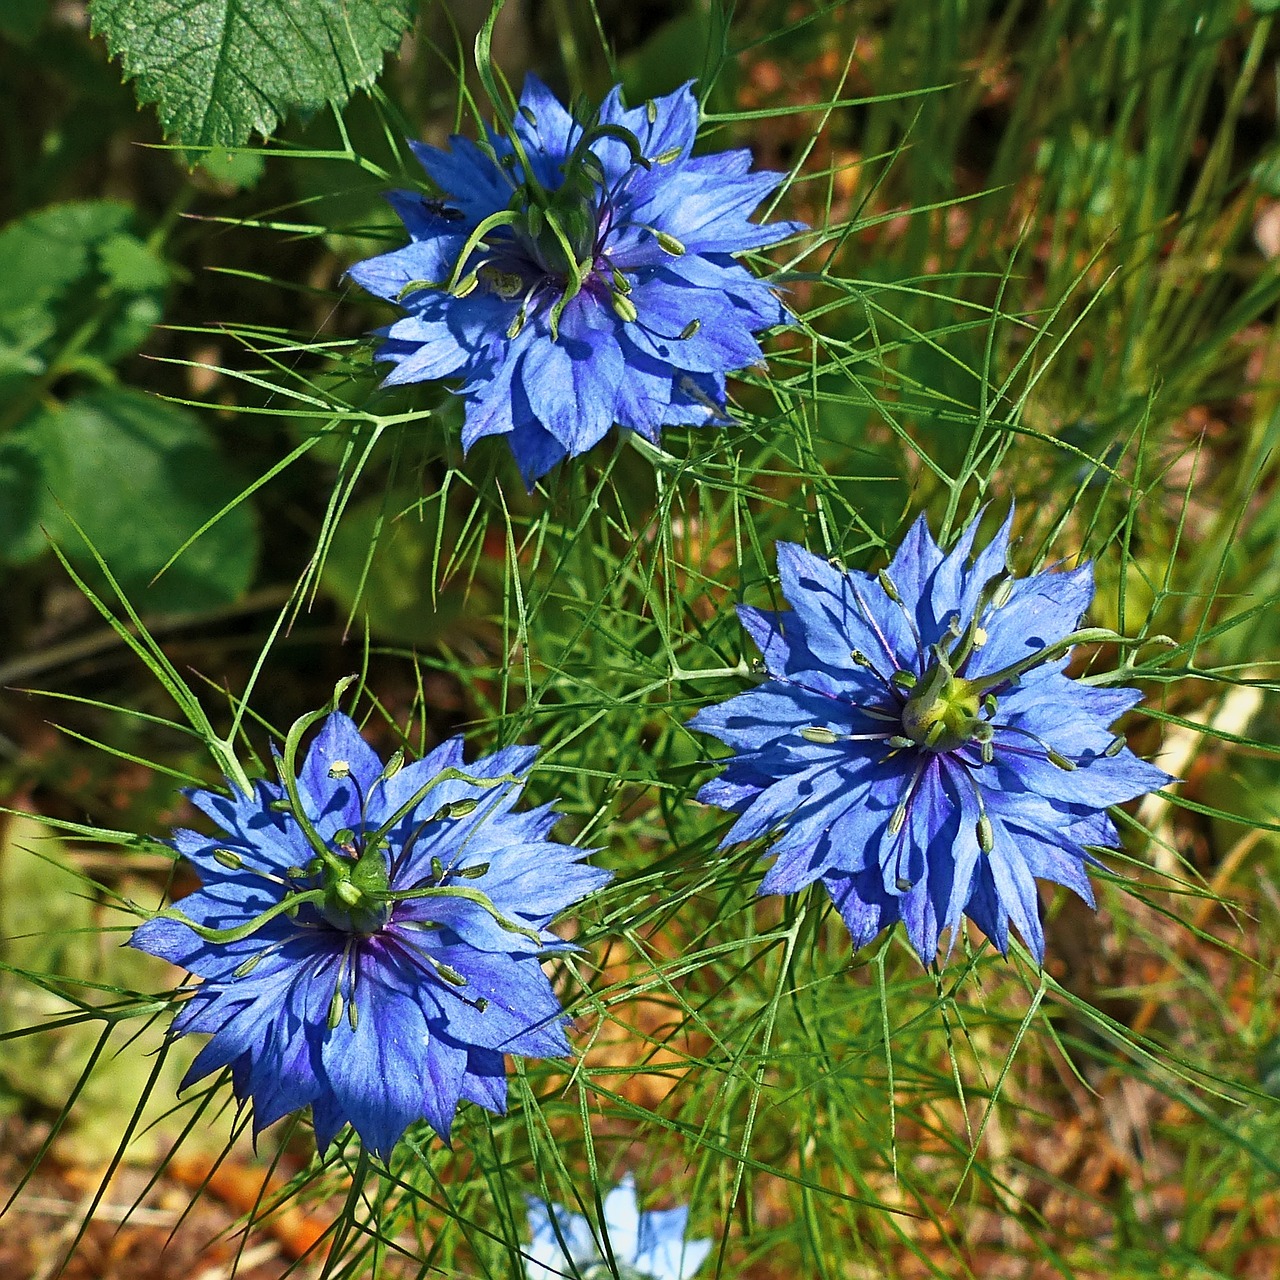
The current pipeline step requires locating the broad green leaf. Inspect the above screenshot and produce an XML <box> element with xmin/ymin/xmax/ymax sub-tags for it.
<box><xmin>2</xmin><ymin>388</ymin><xmax>259</xmax><ymax>611</ymax></box>
<box><xmin>0</xmin><ymin>201</ymin><xmax>168</xmax><ymax>373</ymax></box>
<box><xmin>322</xmin><ymin>488</ymin><xmax>485</xmax><ymax>645</ymax></box>
<box><xmin>195</xmin><ymin>143</ymin><xmax>267</xmax><ymax>191</ymax></box>
<box><xmin>89</xmin><ymin>0</ymin><xmax>416</xmax><ymax>147</ymax></box>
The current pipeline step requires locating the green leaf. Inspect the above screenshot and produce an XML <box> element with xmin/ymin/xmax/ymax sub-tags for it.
<box><xmin>2</xmin><ymin>388</ymin><xmax>259</xmax><ymax>612</ymax></box>
<box><xmin>0</xmin><ymin>201</ymin><xmax>168</xmax><ymax>373</ymax></box>
<box><xmin>195</xmin><ymin>144</ymin><xmax>267</xmax><ymax>191</ymax></box>
<box><xmin>89</xmin><ymin>0</ymin><xmax>416</xmax><ymax>147</ymax></box>
<box><xmin>322</xmin><ymin>488</ymin><xmax>483</xmax><ymax>645</ymax></box>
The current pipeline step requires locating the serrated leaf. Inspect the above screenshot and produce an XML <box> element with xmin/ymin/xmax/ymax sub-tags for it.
<box><xmin>89</xmin><ymin>0</ymin><xmax>416</xmax><ymax>147</ymax></box>
<box><xmin>4</xmin><ymin>388</ymin><xmax>259</xmax><ymax>611</ymax></box>
<box><xmin>0</xmin><ymin>201</ymin><xmax>167</xmax><ymax>370</ymax></box>
<box><xmin>99</xmin><ymin>230</ymin><xmax>169</xmax><ymax>291</ymax></box>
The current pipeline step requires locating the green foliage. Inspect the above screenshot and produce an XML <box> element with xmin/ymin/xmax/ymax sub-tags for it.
<box><xmin>1</xmin><ymin>389</ymin><xmax>258</xmax><ymax>610</ymax></box>
<box><xmin>3</xmin><ymin>0</ymin><xmax>1280</xmax><ymax>1276</ymax></box>
<box><xmin>88</xmin><ymin>0</ymin><xmax>416</xmax><ymax>146</ymax></box>
<box><xmin>0</xmin><ymin>199</ymin><xmax>258</xmax><ymax>611</ymax></box>
<box><xmin>0</xmin><ymin>200</ymin><xmax>164</xmax><ymax>380</ymax></box>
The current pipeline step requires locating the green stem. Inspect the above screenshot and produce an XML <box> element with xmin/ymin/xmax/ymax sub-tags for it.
<box><xmin>386</xmin><ymin>883</ymin><xmax>543</xmax><ymax>944</ymax></box>
<box><xmin>967</xmin><ymin>629</ymin><xmax>1175</xmax><ymax>695</ymax></box>
<box><xmin>364</xmin><ymin>767</ymin><xmax>524</xmax><ymax>853</ymax></box>
<box><xmin>153</xmin><ymin>888</ymin><xmax>327</xmax><ymax>944</ymax></box>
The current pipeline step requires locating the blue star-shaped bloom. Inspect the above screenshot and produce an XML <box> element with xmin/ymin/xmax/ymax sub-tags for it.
<box><xmin>525</xmin><ymin>1174</ymin><xmax>711</xmax><ymax>1280</ymax></box>
<box><xmin>131</xmin><ymin>712</ymin><xmax>611</xmax><ymax>1158</ymax></box>
<box><xmin>691</xmin><ymin>513</ymin><xmax>1172</xmax><ymax>964</ymax></box>
<box><xmin>348</xmin><ymin>75</ymin><xmax>803</xmax><ymax>488</ymax></box>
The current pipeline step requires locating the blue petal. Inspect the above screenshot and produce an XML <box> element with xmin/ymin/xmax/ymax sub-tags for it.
<box><xmin>298</xmin><ymin>711</ymin><xmax>387</xmax><ymax>838</ymax></box>
<box><xmin>408</xmin><ymin>135</ymin><xmax>512</xmax><ymax>222</ymax></box>
<box><xmin>985</xmin><ymin>817</ymin><xmax>1046</xmax><ymax>962</ymax></box>
<box><xmin>346</xmin><ymin>235</ymin><xmax>465</xmax><ymax>303</ymax></box>
<box><xmin>520</xmin><ymin>299</ymin><xmax>625</xmax><ymax>453</ymax></box>
<box><xmin>822</xmin><ymin>864</ymin><xmax>901</xmax><ymax>950</ymax></box>
<box><xmin>596</xmin><ymin>80</ymin><xmax>699</xmax><ymax>176</ymax></box>
<box><xmin>965</xmin><ymin>564</ymin><xmax>1095</xmax><ymax>680</ymax></box>
<box><xmin>774</xmin><ymin>542</ymin><xmax>912</xmax><ymax>675</ymax></box>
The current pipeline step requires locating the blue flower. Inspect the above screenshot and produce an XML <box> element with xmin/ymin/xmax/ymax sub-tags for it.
<box><xmin>131</xmin><ymin>711</ymin><xmax>611</xmax><ymax>1158</ymax></box>
<box><xmin>690</xmin><ymin>513</ymin><xmax>1172</xmax><ymax>964</ymax></box>
<box><xmin>348</xmin><ymin>76</ymin><xmax>803</xmax><ymax>488</ymax></box>
<box><xmin>525</xmin><ymin>1174</ymin><xmax>711</xmax><ymax>1280</ymax></box>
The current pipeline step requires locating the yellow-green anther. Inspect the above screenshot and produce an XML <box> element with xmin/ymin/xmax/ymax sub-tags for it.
<box><xmin>653</xmin><ymin>145</ymin><xmax>681</xmax><ymax>164</ymax></box>
<box><xmin>1104</xmin><ymin>736</ymin><xmax>1126</xmax><ymax>757</ymax></box>
<box><xmin>457</xmin><ymin>861</ymin><xmax>490</xmax><ymax>879</ymax></box>
<box><xmin>678</xmin><ymin>319</ymin><xmax>700</xmax><ymax>340</ymax></box>
<box><xmin>269</xmin><ymin>799</ymin><xmax>292</xmax><ymax>812</ymax></box>
<box><xmin>519</xmin><ymin>105</ymin><xmax>538</xmax><ymax>126</ymax></box>
<box><xmin>395</xmin><ymin>279</ymin><xmax>440</xmax><ymax>302</ymax></box>
<box><xmin>973</xmin><ymin>627</ymin><xmax>988</xmax><ymax>647</ymax></box>
<box><xmin>887</xmin><ymin>735</ymin><xmax>913</xmax><ymax>750</ymax></box>
<box><xmin>447</xmin><ymin>798</ymin><xmax>479</xmax><ymax>818</ymax></box>
<box><xmin>347</xmin><ymin>998</ymin><xmax>359</xmax><ymax>1031</ymax></box>
<box><xmin>981</xmin><ymin>739</ymin><xmax>994</xmax><ymax>764</ymax></box>
<box><xmin>581</xmin><ymin>154</ymin><xmax>606</xmax><ymax>187</ymax></box>
<box><xmin>612</xmin><ymin>291</ymin><xmax>638</xmax><ymax>323</ymax></box>
<box><xmin>507</xmin><ymin>309</ymin><xmax>527</xmax><ymax>339</ymax></box>
<box><xmin>877</xmin><ymin>570</ymin><xmax>903</xmax><ymax>604</ymax></box>
<box><xmin>850</xmin><ymin>649</ymin><xmax>871</xmax><ymax>667</ymax></box>
<box><xmin>213</xmin><ymin>848</ymin><xmax>243</xmax><ymax>871</ymax></box>
<box><xmin>891</xmin><ymin>670</ymin><xmax>917</xmax><ymax>692</ymax></box>
<box><xmin>335</xmin><ymin>880</ymin><xmax>362</xmax><ymax>907</ymax></box>
<box><xmin>611</xmin><ymin>268</ymin><xmax>632</xmax><ymax>295</ymax></box>
<box><xmin>327</xmin><ymin>989</ymin><xmax>344</xmax><ymax>1030</ymax></box>
<box><xmin>646</xmin><ymin>99</ymin><xmax>658</xmax><ymax>124</ymax></box>
<box><xmin>382</xmin><ymin>748</ymin><xmax>405</xmax><ymax>779</ymax></box>
<box><xmin>655</xmin><ymin>231</ymin><xmax>685</xmax><ymax>256</ymax></box>
<box><xmin>233</xmin><ymin>952</ymin><xmax>263</xmax><ymax>978</ymax></box>
<box><xmin>1046</xmin><ymin>748</ymin><xmax>1077</xmax><ymax>772</ymax></box>
<box><xmin>888</xmin><ymin>795</ymin><xmax>909</xmax><ymax>836</ymax></box>
<box><xmin>452</xmin><ymin>271</ymin><xmax>479</xmax><ymax>298</ymax></box>
<box><xmin>432</xmin><ymin>958</ymin><xmax>468</xmax><ymax>987</ymax></box>
<box><xmin>285</xmin><ymin>865</ymin><xmax>307</xmax><ymax>879</ymax></box>
<box><xmin>800</xmin><ymin>726</ymin><xmax>840</xmax><ymax>744</ymax></box>
<box><xmin>990</xmin><ymin>578</ymin><xmax>1014</xmax><ymax>608</ymax></box>
<box><xmin>895</xmin><ymin>875</ymin><xmax>913</xmax><ymax>892</ymax></box>
<box><xmin>977</xmin><ymin>815</ymin><xmax>994</xmax><ymax>852</ymax></box>
<box><xmin>431</xmin><ymin>856</ymin><xmax>445</xmax><ymax>880</ymax></box>
<box><xmin>983</xmin><ymin>694</ymin><xmax>999</xmax><ymax>716</ymax></box>
<box><xmin>328</xmin><ymin>760</ymin><xmax>351</xmax><ymax>779</ymax></box>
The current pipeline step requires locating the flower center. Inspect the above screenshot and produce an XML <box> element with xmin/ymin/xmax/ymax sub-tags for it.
<box><xmin>899</xmin><ymin>666</ymin><xmax>984</xmax><ymax>753</ymax></box>
<box><xmin>317</xmin><ymin>842</ymin><xmax>391</xmax><ymax>935</ymax></box>
<box><xmin>523</xmin><ymin>181</ymin><xmax>600</xmax><ymax>278</ymax></box>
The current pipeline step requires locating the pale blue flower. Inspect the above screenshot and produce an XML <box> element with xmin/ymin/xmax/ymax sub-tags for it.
<box><xmin>692</xmin><ymin>513</ymin><xmax>1172</xmax><ymax>963</ymax></box>
<box><xmin>525</xmin><ymin>1174</ymin><xmax>711</xmax><ymax>1280</ymax></box>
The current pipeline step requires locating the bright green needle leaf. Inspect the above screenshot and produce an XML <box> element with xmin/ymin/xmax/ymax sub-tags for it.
<box><xmin>88</xmin><ymin>0</ymin><xmax>416</xmax><ymax>147</ymax></box>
